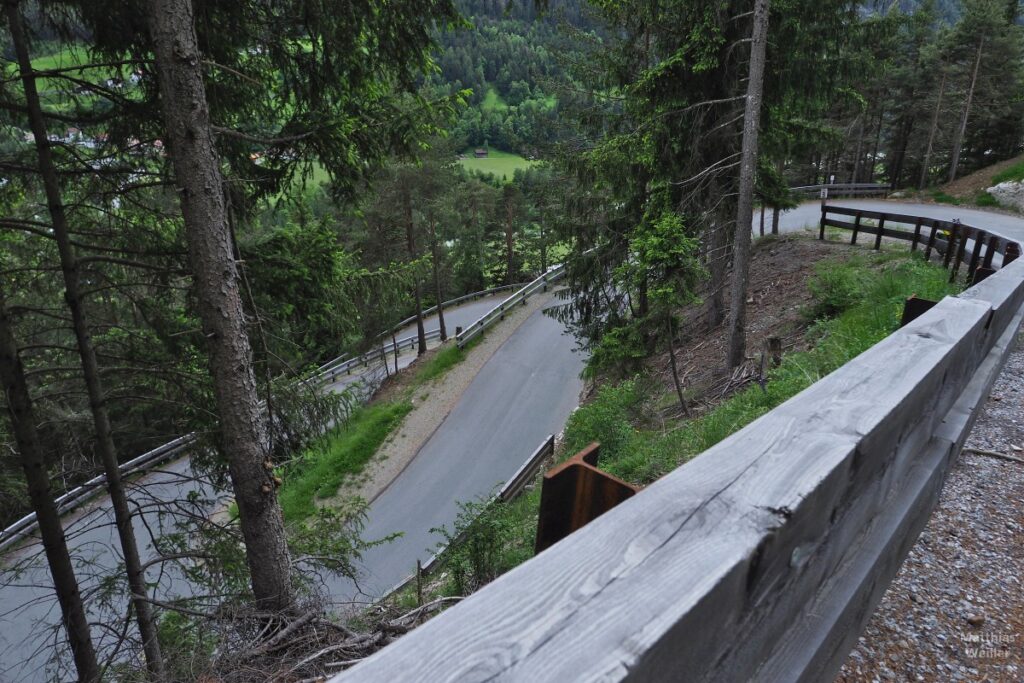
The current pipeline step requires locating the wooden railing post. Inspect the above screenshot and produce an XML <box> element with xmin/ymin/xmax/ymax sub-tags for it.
<box><xmin>943</xmin><ymin>222</ymin><xmax>959</xmax><ymax>268</ymax></box>
<box><xmin>967</xmin><ymin>230</ymin><xmax>986</xmax><ymax>283</ymax></box>
<box><xmin>873</xmin><ymin>214</ymin><xmax>886</xmax><ymax>250</ymax></box>
<box><xmin>850</xmin><ymin>211</ymin><xmax>863</xmax><ymax>245</ymax></box>
<box><xmin>951</xmin><ymin>224</ymin><xmax>969</xmax><ymax>282</ymax></box>
<box><xmin>924</xmin><ymin>221</ymin><xmax>938</xmax><ymax>262</ymax></box>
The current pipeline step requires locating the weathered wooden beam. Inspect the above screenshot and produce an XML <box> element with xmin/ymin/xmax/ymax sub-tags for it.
<box><xmin>967</xmin><ymin>230</ymin><xmax>985</xmax><ymax>281</ymax></box>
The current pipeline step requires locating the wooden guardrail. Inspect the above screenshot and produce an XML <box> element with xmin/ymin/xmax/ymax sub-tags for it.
<box><xmin>820</xmin><ymin>205</ymin><xmax>1022</xmax><ymax>283</ymax></box>
<box><xmin>792</xmin><ymin>182</ymin><xmax>890</xmax><ymax>199</ymax></box>
<box><xmin>332</xmin><ymin>253</ymin><xmax>1024</xmax><ymax>682</ymax></box>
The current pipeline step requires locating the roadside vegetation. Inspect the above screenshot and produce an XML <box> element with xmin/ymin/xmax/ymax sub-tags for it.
<box><xmin>277</xmin><ymin>331</ymin><xmax>486</xmax><ymax>524</ymax></box>
<box><xmin>991</xmin><ymin>159</ymin><xmax>1024</xmax><ymax>185</ymax></box>
<box><xmin>278</xmin><ymin>402</ymin><xmax>413</xmax><ymax>522</ymax></box>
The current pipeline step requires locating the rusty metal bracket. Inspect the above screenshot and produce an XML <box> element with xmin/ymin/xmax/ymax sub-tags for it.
<box><xmin>534</xmin><ymin>442</ymin><xmax>639</xmax><ymax>553</ymax></box>
<box><xmin>900</xmin><ymin>295</ymin><xmax>939</xmax><ymax>328</ymax></box>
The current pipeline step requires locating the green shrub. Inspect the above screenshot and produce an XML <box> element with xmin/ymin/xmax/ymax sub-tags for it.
<box><xmin>431</xmin><ymin>493</ymin><xmax>537</xmax><ymax>595</ymax></box>
<box><xmin>975</xmin><ymin>191</ymin><xmax>999</xmax><ymax>208</ymax></box>
<box><xmin>806</xmin><ymin>261</ymin><xmax>864</xmax><ymax>319</ymax></box>
<box><xmin>562</xmin><ymin>378</ymin><xmax>644</xmax><ymax>460</ymax></box>
<box><xmin>930</xmin><ymin>190</ymin><xmax>962</xmax><ymax>205</ymax></box>
<box><xmin>278</xmin><ymin>401</ymin><xmax>412</xmax><ymax>522</ymax></box>
<box><xmin>414</xmin><ymin>343</ymin><xmax>465</xmax><ymax>384</ymax></box>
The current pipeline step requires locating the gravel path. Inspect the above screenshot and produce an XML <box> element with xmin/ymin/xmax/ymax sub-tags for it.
<box><xmin>837</xmin><ymin>331</ymin><xmax>1024</xmax><ymax>683</ymax></box>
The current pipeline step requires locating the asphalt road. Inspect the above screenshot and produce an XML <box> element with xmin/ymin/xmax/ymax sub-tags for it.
<box><xmin>768</xmin><ymin>199</ymin><xmax>1024</xmax><ymax>244</ymax></box>
<box><xmin>0</xmin><ymin>294</ymin><xmax>510</xmax><ymax>683</ymax></box>
<box><xmin>325</xmin><ymin>295</ymin><xmax>586</xmax><ymax>602</ymax></box>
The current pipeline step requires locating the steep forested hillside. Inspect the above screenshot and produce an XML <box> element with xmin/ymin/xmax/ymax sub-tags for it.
<box><xmin>864</xmin><ymin>0</ymin><xmax>963</xmax><ymax>21</ymax></box>
<box><xmin>427</xmin><ymin>0</ymin><xmax>599</xmax><ymax>153</ymax></box>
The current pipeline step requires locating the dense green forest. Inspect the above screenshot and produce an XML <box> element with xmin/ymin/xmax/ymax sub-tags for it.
<box><xmin>0</xmin><ymin>0</ymin><xmax>1022</xmax><ymax>680</ymax></box>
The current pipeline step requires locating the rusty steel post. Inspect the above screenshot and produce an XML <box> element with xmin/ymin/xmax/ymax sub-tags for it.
<box><xmin>1006</xmin><ymin>242</ymin><xmax>1022</xmax><ymax>265</ymax></box>
<box><xmin>900</xmin><ymin>296</ymin><xmax>939</xmax><ymax>328</ymax></box>
<box><xmin>534</xmin><ymin>443</ymin><xmax>639</xmax><ymax>554</ymax></box>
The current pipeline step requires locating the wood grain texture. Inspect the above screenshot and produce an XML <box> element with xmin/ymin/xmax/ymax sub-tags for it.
<box><xmin>332</xmin><ymin>265</ymin><xmax>1024</xmax><ymax>683</ymax></box>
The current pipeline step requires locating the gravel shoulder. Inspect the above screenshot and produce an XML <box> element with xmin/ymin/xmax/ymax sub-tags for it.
<box><xmin>837</xmin><ymin>331</ymin><xmax>1024</xmax><ymax>683</ymax></box>
<box><xmin>331</xmin><ymin>290</ymin><xmax>559</xmax><ymax>506</ymax></box>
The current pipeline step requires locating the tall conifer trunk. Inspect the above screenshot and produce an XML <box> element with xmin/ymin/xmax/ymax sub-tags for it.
<box><xmin>949</xmin><ymin>39</ymin><xmax>984</xmax><ymax>183</ymax></box>
<box><xmin>146</xmin><ymin>0</ymin><xmax>295</xmax><ymax>612</ymax></box>
<box><xmin>4</xmin><ymin>1</ymin><xmax>166</xmax><ymax>676</ymax></box>
<box><xmin>919</xmin><ymin>72</ymin><xmax>946</xmax><ymax>189</ymax></box>
<box><xmin>428</xmin><ymin>211</ymin><xmax>447</xmax><ymax>341</ymax></box>
<box><xmin>0</xmin><ymin>288</ymin><xmax>100</xmax><ymax>682</ymax></box>
<box><xmin>504</xmin><ymin>186</ymin><xmax>516</xmax><ymax>286</ymax></box>
<box><xmin>727</xmin><ymin>0</ymin><xmax>770</xmax><ymax>369</ymax></box>
<box><xmin>404</xmin><ymin>188</ymin><xmax>428</xmax><ymax>355</ymax></box>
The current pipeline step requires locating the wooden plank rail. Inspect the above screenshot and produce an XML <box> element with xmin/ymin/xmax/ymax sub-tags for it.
<box><xmin>819</xmin><ymin>206</ymin><xmax>1021</xmax><ymax>281</ymax></box>
<box><xmin>332</xmin><ymin>256</ymin><xmax>1024</xmax><ymax>683</ymax></box>
<box><xmin>792</xmin><ymin>183</ymin><xmax>890</xmax><ymax>199</ymax></box>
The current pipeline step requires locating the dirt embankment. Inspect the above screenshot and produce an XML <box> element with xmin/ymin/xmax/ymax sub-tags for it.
<box><xmin>941</xmin><ymin>153</ymin><xmax>1024</xmax><ymax>201</ymax></box>
<box><xmin>630</xmin><ymin>234</ymin><xmax>845</xmax><ymax>417</ymax></box>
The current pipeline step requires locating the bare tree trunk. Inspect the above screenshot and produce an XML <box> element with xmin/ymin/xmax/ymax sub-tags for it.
<box><xmin>727</xmin><ymin>0</ymin><xmax>770</xmax><ymax>369</ymax></box>
<box><xmin>0</xmin><ymin>289</ymin><xmax>100</xmax><ymax>683</ymax></box>
<box><xmin>869</xmin><ymin>108</ymin><xmax>884</xmax><ymax>183</ymax></box>
<box><xmin>666</xmin><ymin>319</ymin><xmax>690</xmax><ymax>418</ymax></box>
<box><xmin>5</xmin><ymin>2</ymin><xmax>166</xmax><ymax>676</ymax></box>
<box><xmin>949</xmin><ymin>40</ymin><xmax>984</xmax><ymax>183</ymax></box>
<box><xmin>889</xmin><ymin>115</ymin><xmax>915</xmax><ymax>188</ymax></box>
<box><xmin>759</xmin><ymin>205</ymin><xmax>765</xmax><ymax>237</ymax></box>
<box><xmin>403</xmin><ymin>189</ymin><xmax>427</xmax><ymax>355</ymax></box>
<box><xmin>392</xmin><ymin>332</ymin><xmax>399</xmax><ymax>375</ymax></box>
<box><xmin>706</xmin><ymin>218</ymin><xmax>728</xmax><ymax>329</ymax></box>
<box><xmin>504</xmin><ymin>187</ymin><xmax>516</xmax><ymax>286</ymax></box>
<box><xmin>146</xmin><ymin>0</ymin><xmax>294</xmax><ymax>613</ymax></box>
<box><xmin>920</xmin><ymin>72</ymin><xmax>946</xmax><ymax>189</ymax></box>
<box><xmin>771</xmin><ymin>206</ymin><xmax>780</xmax><ymax>235</ymax></box>
<box><xmin>428</xmin><ymin>211</ymin><xmax>447</xmax><ymax>342</ymax></box>
<box><xmin>851</xmin><ymin>114</ymin><xmax>865</xmax><ymax>183</ymax></box>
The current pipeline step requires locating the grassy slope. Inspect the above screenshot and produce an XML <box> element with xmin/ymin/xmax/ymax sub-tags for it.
<box><xmin>278</xmin><ymin>336</ymin><xmax>484</xmax><ymax>524</ymax></box>
<box><xmin>278</xmin><ymin>402</ymin><xmax>413</xmax><ymax>521</ymax></box>
<box><xmin>408</xmin><ymin>248</ymin><xmax>962</xmax><ymax>601</ymax></box>
<box><xmin>480</xmin><ymin>87</ymin><xmax>508</xmax><ymax>113</ymax></box>
<box><xmin>458</xmin><ymin>149</ymin><xmax>537</xmax><ymax>179</ymax></box>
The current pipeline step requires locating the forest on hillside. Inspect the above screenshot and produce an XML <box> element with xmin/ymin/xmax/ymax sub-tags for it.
<box><xmin>0</xmin><ymin>0</ymin><xmax>1022</xmax><ymax>680</ymax></box>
